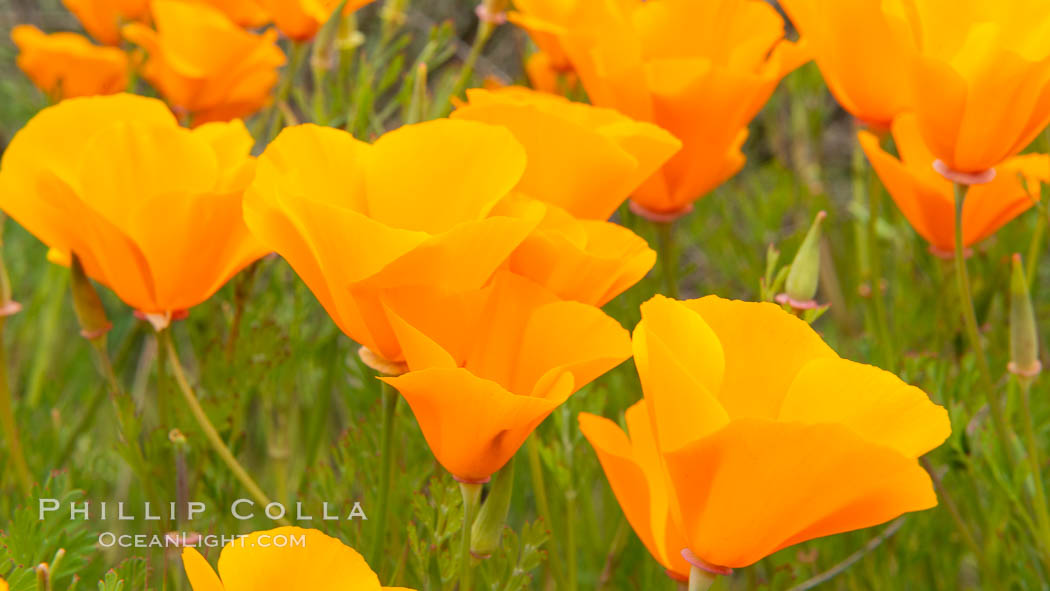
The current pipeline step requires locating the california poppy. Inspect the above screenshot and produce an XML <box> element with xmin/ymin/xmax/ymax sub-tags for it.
<box><xmin>0</xmin><ymin>94</ymin><xmax>268</xmax><ymax>327</ymax></box>
<box><xmin>523</xmin><ymin>51</ymin><xmax>578</xmax><ymax>95</ymax></box>
<box><xmin>256</xmin><ymin>0</ymin><xmax>375</xmax><ymax>42</ymax></box>
<box><xmin>452</xmin><ymin>86</ymin><xmax>681</xmax><ymax>221</ymax></box>
<box><xmin>778</xmin><ymin>0</ymin><xmax>913</xmax><ymax>128</ymax></box>
<box><xmin>243</xmin><ymin>119</ymin><xmax>537</xmax><ymax>363</ymax></box>
<box><xmin>513</xmin><ymin>0</ymin><xmax>808</xmax><ymax>217</ymax></box>
<box><xmin>123</xmin><ymin>0</ymin><xmax>285</xmax><ymax>125</ymax></box>
<box><xmin>860</xmin><ymin>115</ymin><xmax>1048</xmax><ymax>255</ymax></box>
<box><xmin>491</xmin><ymin>195</ymin><xmax>655</xmax><ymax>306</ymax></box>
<box><xmin>181</xmin><ymin>0</ymin><xmax>270</xmax><ymax>28</ymax></box>
<box><xmin>884</xmin><ymin>0</ymin><xmax>1050</xmax><ymax>174</ymax></box>
<box><xmin>582</xmin><ymin>295</ymin><xmax>950</xmax><ymax>572</ymax></box>
<box><xmin>182</xmin><ymin>527</ymin><xmax>413</xmax><ymax>590</ymax></box>
<box><xmin>11</xmin><ymin>25</ymin><xmax>128</xmax><ymax>100</ymax></box>
<box><xmin>381</xmin><ymin>272</ymin><xmax>631</xmax><ymax>482</ymax></box>
<box><xmin>62</xmin><ymin>0</ymin><xmax>150</xmax><ymax>46</ymax></box>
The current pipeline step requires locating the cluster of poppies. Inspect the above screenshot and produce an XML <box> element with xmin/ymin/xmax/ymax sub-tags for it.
<box><xmin>5</xmin><ymin>0</ymin><xmax>1050</xmax><ymax>588</ymax></box>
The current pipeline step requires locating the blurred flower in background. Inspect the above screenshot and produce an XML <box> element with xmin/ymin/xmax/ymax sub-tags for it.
<box><xmin>0</xmin><ymin>94</ymin><xmax>268</xmax><ymax>322</ymax></box>
<box><xmin>860</xmin><ymin>115</ymin><xmax>1049</xmax><ymax>254</ymax></box>
<box><xmin>513</xmin><ymin>0</ymin><xmax>809</xmax><ymax>218</ymax></box>
<box><xmin>11</xmin><ymin>25</ymin><xmax>128</xmax><ymax>100</ymax></box>
<box><xmin>257</xmin><ymin>0</ymin><xmax>375</xmax><ymax>41</ymax></box>
<box><xmin>122</xmin><ymin>0</ymin><xmax>286</xmax><ymax>125</ymax></box>
<box><xmin>181</xmin><ymin>0</ymin><xmax>271</xmax><ymax>28</ymax></box>
<box><xmin>62</xmin><ymin>0</ymin><xmax>151</xmax><ymax>45</ymax></box>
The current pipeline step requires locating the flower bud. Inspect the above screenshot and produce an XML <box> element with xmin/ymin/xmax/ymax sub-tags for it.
<box><xmin>779</xmin><ymin>211</ymin><xmax>826</xmax><ymax>309</ymax></box>
<box><xmin>1009</xmin><ymin>253</ymin><xmax>1041</xmax><ymax>379</ymax></box>
<box><xmin>71</xmin><ymin>254</ymin><xmax>112</xmax><ymax>340</ymax></box>
<box><xmin>470</xmin><ymin>456</ymin><xmax>515</xmax><ymax>558</ymax></box>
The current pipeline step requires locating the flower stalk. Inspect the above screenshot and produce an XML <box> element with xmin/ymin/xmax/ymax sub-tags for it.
<box><xmin>458</xmin><ymin>480</ymin><xmax>484</xmax><ymax>591</ymax></box>
<box><xmin>0</xmin><ymin>222</ymin><xmax>31</xmax><ymax>495</ymax></box>
<box><xmin>161</xmin><ymin>329</ymin><xmax>288</xmax><ymax>526</ymax></box>
<box><xmin>471</xmin><ymin>455</ymin><xmax>515</xmax><ymax>558</ymax></box>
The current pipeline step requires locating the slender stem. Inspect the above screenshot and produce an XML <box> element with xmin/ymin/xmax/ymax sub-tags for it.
<box><xmin>458</xmin><ymin>481</ymin><xmax>483</xmax><ymax>591</ymax></box>
<box><xmin>449</xmin><ymin>21</ymin><xmax>495</xmax><ymax>102</ymax></box>
<box><xmin>155</xmin><ymin>331</ymin><xmax>170</xmax><ymax>428</ymax></box>
<box><xmin>920</xmin><ymin>456</ymin><xmax>983</xmax><ymax>562</ymax></box>
<box><xmin>368</xmin><ymin>384</ymin><xmax>399</xmax><ymax>567</ymax></box>
<box><xmin>951</xmin><ymin>184</ymin><xmax>1012</xmax><ymax>452</ymax></box>
<box><xmin>261</xmin><ymin>42</ymin><xmax>309</xmax><ymax>143</ymax></box>
<box><xmin>1018</xmin><ymin>377</ymin><xmax>1050</xmax><ymax>573</ymax></box>
<box><xmin>526</xmin><ymin>435</ymin><xmax>567</xmax><ymax>586</ymax></box>
<box><xmin>656</xmin><ymin>221</ymin><xmax>680</xmax><ymax>299</ymax></box>
<box><xmin>687</xmin><ymin>566</ymin><xmax>717</xmax><ymax>591</ymax></box>
<box><xmin>160</xmin><ymin>329</ymin><xmax>288</xmax><ymax>525</ymax></box>
<box><xmin>785</xmin><ymin>518</ymin><xmax>906</xmax><ymax>591</ymax></box>
<box><xmin>566</xmin><ymin>486</ymin><xmax>578</xmax><ymax>591</ymax></box>
<box><xmin>0</xmin><ymin>317</ymin><xmax>32</xmax><ymax>495</ymax></box>
<box><xmin>865</xmin><ymin>156</ymin><xmax>895</xmax><ymax>369</ymax></box>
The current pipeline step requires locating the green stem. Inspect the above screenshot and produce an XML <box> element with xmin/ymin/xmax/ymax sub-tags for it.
<box><xmin>951</xmin><ymin>184</ymin><xmax>1012</xmax><ymax>453</ymax></box>
<box><xmin>920</xmin><ymin>456</ymin><xmax>984</xmax><ymax>568</ymax></box>
<box><xmin>865</xmin><ymin>155</ymin><xmax>895</xmax><ymax>370</ymax></box>
<box><xmin>449</xmin><ymin>21</ymin><xmax>495</xmax><ymax>102</ymax></box>
<box><xmin>566</xmin><ymin>486</ymin><xmax>578</xmax><ymax>591</ymax></box>
<box><xmin>155</xmin><ymin>331</ymin><xmax>170</xmax><ymax>428</ymax></box>
<box><xmin>458</xmin><ymin>481</ymin><xmax>483</xmax><ymax>591</ymax></box>
<box><xmin>526</xmin><ymin>435</ymin><xmax>567</xmax><ymax>587</ymax></box>
<box><xmin>261</xmin><ymin>42</ymin><xmax>309</xmax><ymax>143</ymax></box>
<box><xmin>368</xmin><ymin>384</ymin><xmax>400</xmax><ymax>567</ymax></box>
<box><xmin>0</xmin><ymin>317</ymin><xmax>32</xmax><ymax>495</ymax></box>
<box><xmin>656</xmin><ymin>221</ymin><xmax>680</xmax><ymax>299</ymax></box>
<box><xmin>687</xmin><ymin>566</ymin><xmax>717</xmax><ymax>591</ymax></box>
<box><xmin>1018</xmin><ymin>377</ymin><xmax>1050</xmax><ymax>574</ymax></box>
<box><xmin>160</xmin><ymin>330</ymin><xmax>288</xmax><ymax>525</ymax></box>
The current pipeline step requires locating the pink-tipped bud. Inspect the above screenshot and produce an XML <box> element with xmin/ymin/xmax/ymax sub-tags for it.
<box><xmin>1009</xmin><ymin>253</ymin><xmax>1041</xmax><ymax>380</ymax></box>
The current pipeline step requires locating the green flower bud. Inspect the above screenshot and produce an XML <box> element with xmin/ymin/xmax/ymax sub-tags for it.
<box><xmin>470</xmin><ymin>456</ymin><xmax>516</xmax><ymax>558</ymax></box>
<box><xmin>1010</xmin><ymin>253</ymin><xmax>1041</xmax><ymax>379</ymax></box>
<box><xmin>780</xmin><ymin>211</ymin><xmax>826</xmax><ymax>309</ymax></box>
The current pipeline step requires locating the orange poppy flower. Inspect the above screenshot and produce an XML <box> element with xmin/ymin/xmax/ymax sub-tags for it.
<box><xmin>62</xmin><ymin>0</ymin><xmax>150</xmax><ymax>46</ymax></box>
<box><xmin>380</xmin><ymin>272</ymin><xmax>631</xmax><ymax>482</ymax></box>
<box><xmin>181</xmin><ymin>0</ymin><xmax>270</xmax><ymax>28</ymax></box>
<box><xmin>491</xmin><ymin>195</ymin><xmax>655</xmax><ymax>306</ymax></box>
<box><xmin>523</xmin><ymin>51</ymin><xmax>578</xmax><ymax>95</ymax></box>
<box><xmin>452</xmin><ymin>87</ymin><xmax>681</xmax><ymax>221</ymax></box>
<box><xmin>884</xmin><ymin>0</ymin><xmax>1050</xmax><ymax>174</ymax></box>
<box><xmin>11</xmin><ymin>25</ymin><xmax>128</xmax><ymax>100</ymax></box>
<box><xmin>778</xmin><ymin>0</ymin><xmax>913</xmax><ymax>128</ymax></box>
<box><xmin>243</xmin><ymin>119</ymin><xmax>538</xmax><ymax>363</ymax></box>
<box><xmin>256</xmin><ymin>0</ymin><xmax>375</xmax><ymax>42</ymax></box>
<box><xmin>582</xmin><ymin>296</ymin><xmax>950</xmax><ymax>571</ymax></box>
<box><xmin>860</xmin><ymin>115</ymin><xmax>1048</xmax><ymax>254</ymax></box>
<box><xmin>182</xmin><ymin>527</ymin><xmax>413</xmax><ymax>590</ymax></box>
<box><xmin>123</xmin><ymin>0</ymin><xmax>285</xmax><ymax>125</ymax></box>
<box><xmin>515</xmin><ymin>0</ymin><xmax>808</xmax><ymax>216</ymax></box>
<box><xmin>0</xmin><ymin>94</ymin><xmax>268</xmax><ymax>326</ymax></box>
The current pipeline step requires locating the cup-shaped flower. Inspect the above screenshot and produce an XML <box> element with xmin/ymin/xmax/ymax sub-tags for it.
<box><xmin>0</xmin><ymin>94</ymin><xmax>268</xmax><ymax>323</ymax></box>
<box><xmin>11</xmin><ymin>26</ymin><xmax>128</xmax><ymax>100</ymax></box>
<box><xmin>243</xmin><ymin>119</ymin><xmax>538</xmax><ymax>363</ymax></box>
<box><xmin>123</xmin><ymin>0</ymin><xmax>286</xmax><ymax>125</ymax></box>
<box><xmin>778</xmin><ymin>0</ymin><xmax>913</xmax><ymax>128</ymax></box>
<box><xmin>63</xmin><ymin>0</ymin><xmax>150</xmax><ymax>45</ymax></box>
<box><xmin>452</xmin><ymin>87</ymin><xmax>681</xmax><ymax>221</ymax></box>
<box><xmin>492</xmin><ymin>195</ymin><xmax>655</xmax><ymax>306</ymax></box>
<box><xmin>582</xmin><ymin>295</ymin><xmax>950</xmax><ymax>571</ymax></box>
<box><xmin>381</xmin><ymin>272</ymin><xmax>631</xmax><ymax>482</ymax></box>
<box><xmin>182</xmin><ymin>0</ymin><xmax>270</xmax><ymax>28</ymax></box>
<box><xmin>860</xmin><ymin>115</ymin><xmax>1048</xmax><ymax>254</ymax></box>
<box><xmin>182</xmin><ymin>527</ymin><xmax>413</xmax><ymax>591</ymax></box>
<box><xmin>515</xmin><ymin>0</ymin><xmax>808</xmax><ymax>216</ymax></box>
<box><xmin>256</xmin><ymin>0</ymin><xmax>375</xmax><ymax>41</ymax></box>
<box><xmin>885</xmin><ymin>0</ymin><xmax>1050</xmax><ymax>174</ymax></box>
